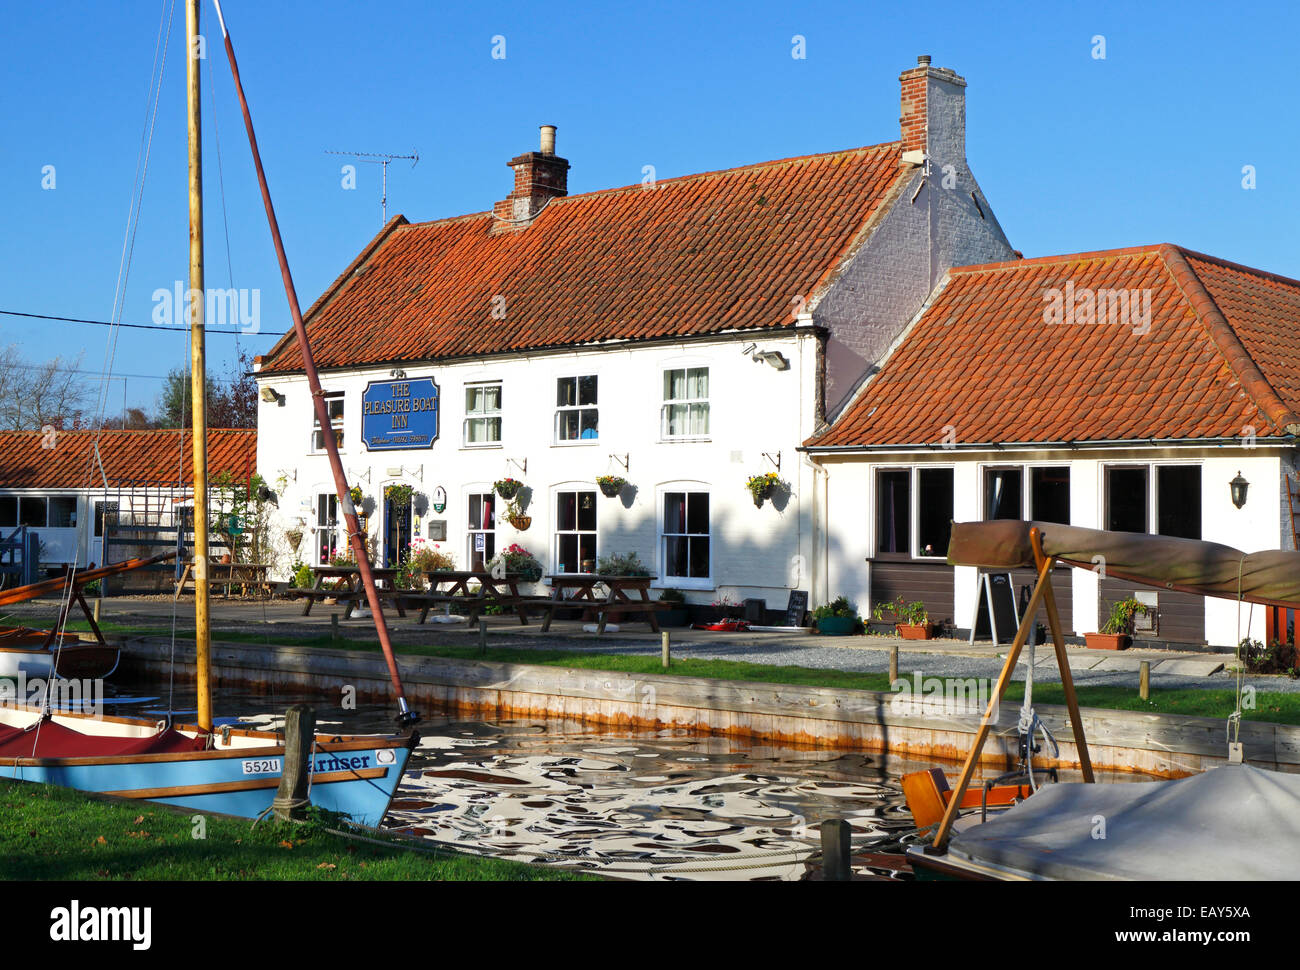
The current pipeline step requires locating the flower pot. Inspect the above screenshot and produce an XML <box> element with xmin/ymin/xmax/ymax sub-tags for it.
<box><xmin>817</xmin><ymin>616</ymin><xmax>856</xmax><ymax>636</ymax></box>
<box><xmin>1086</xmin><ymin>632</ymin><xmax>1131</xmax><ymax>651</ymax></box>
<box><xmin>599</xmin><ymin>481</ymin><xmax>624</xmax><ymax>498</ymax></box>
<box><xmin>581</xmin><ymin>558</ymin><xmax>596</xmax><ymax>573</ymax></box>
<box><xmin>496</xmin><ymin>482</ymin><xmax>521</xmax><ymax>500</ymax></box>
<box><xmin>896</xmin><ymin>622</ymin><xmax>935</xmax><ymax>640</ymax></box>
<box><xmin>506</xmin><ymin>514</ymin><xmax>532</xmax><ymax>531</ymax></box>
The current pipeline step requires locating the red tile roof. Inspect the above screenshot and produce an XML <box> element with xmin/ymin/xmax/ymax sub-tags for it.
<box><xmin>258</xmin><ymin>143</ymin><xmax>909</xmax><ymax>373</ymax></box>
<box><xmin>807</xmin><ymin>245</ymin><xmax>1300</xmax><ymax>448</ymax></box>
<box><xmin>0</xmin><ymin>430</ymin><xmax>256</xmax><ymax>490</ymax></box>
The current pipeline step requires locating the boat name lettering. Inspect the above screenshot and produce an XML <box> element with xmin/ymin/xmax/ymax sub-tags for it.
<box><xmin>241</xmin><ymin>758</ymin><xmax>282</xmax><ymax>775</ymax></box>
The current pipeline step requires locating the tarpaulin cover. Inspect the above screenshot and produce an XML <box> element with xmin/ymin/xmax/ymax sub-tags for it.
<box><xmin>948</xmin><ymin>765</ymin><xmax>1300</xmax><ymax>880</ymax></box>
<box><xmin>0</xmin><ymin>720</ymin><xmax>205</xmax><ymax>759</ymax></box>
<box><xmin>947</xmin><ymin>520</ymin><xmax>1300</xmax><ymax>609</ymax></box>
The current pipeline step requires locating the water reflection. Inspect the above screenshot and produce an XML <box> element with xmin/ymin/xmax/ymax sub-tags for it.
<box><xmin>89</xmin><ymin>678</ymin><xmax>944</xmax><ymax>881</ymax></box>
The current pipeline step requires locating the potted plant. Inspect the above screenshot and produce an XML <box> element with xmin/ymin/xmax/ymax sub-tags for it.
<box><xmin>745</xmin><ymin>472</ymin><xmax>782</xmax><ymax>507</ymax></box>
<box><xmin>487</xmin><ymin>543</ymin><xmax>543</xmax><ymax>583</ymax></box>
<box><xmin>1086</xmin><ymin>597</ymin><xmax>1148</xmax><ymax>650</ymax></box>
<box><xmin>494</xmin><ymin>477</ymin><xmax>523</xmax><ymax>500</ymax></box>
<box><xmin>812</xmin><ymin>596</ymin><xmax>859</xmax><ymax>636</ymax></box>
<box><xmin>597</xmin><ymin>474</ymin><xmax>626</xmax><ymax>498</ymax></box>
<box><xmin>407</xmin><ymin>537</ymin><xmax>455</xmax><ymax>589</ymax></box>
<box><xmin>504</xmin><ymin>499</ymin><xmax>531</xmax><ymax>531</ymax></box>
<box><xmin>894</xmin><ymin>599</ymin><xmax>934</xmax><ymax>640</ymax></box>
<box><xmin>657</xmin><ymin>587</ymin><xmax>690</xmax><ymax>627</ymax></box>
<box><xmin>348</xmin><ymin>484</ymin><xmax>364</xmax><ymax>507</ymax></box>
<box><xmin>595</xmin><ymin>551</ymin><xmax>651</xmax><ymax>576</ymax></box>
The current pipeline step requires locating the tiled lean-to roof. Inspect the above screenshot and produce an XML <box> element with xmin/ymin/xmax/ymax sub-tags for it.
<box><xmin>807</xmin><ymin>244</ymin><xmax>1300</xmax><ymax>448</ymax></box>
<box><xmin>0</xmin><ymin>429</ymin><xmax>256</xmax><ymax>489</ymax></box>
<box><xmin>257</xmin><ymin>143</ymin><xmax>910</xmax><ymax>373</ymax></box>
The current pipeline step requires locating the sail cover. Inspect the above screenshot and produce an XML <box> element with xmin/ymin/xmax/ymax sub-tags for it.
<box><xmin>948</xmin><ymin>519</ymin><xmax>1300</xmax><ymax>610</ymax></box>
<box><xmin>947</xmin><ymin>765</ymin><xmax>1300</xmax><ymax>880</ymax></box>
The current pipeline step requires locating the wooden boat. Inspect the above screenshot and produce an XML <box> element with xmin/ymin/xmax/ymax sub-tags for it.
<box><xmin>0</xmin><ymin>553</ymin><xmax>176</xmax><ymax>680</ymax></box>
<box><xmin>904</xmin><ymin>520</ymin><xmax>1300</xmax><ymax>881</ymax></box>
<box><xmin>1</xmin><ymin>0</ymin><xmax>420</xmax><ymax>828</ymax></box>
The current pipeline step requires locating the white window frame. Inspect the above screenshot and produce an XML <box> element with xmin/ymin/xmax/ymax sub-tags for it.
<box><xmin>657</xmin><ymin>484</ymin><xmax>712</xmax><ymax>589</ymax></box>
<box><xmin>660</xmin><ymin>365</ymin><xmax>711</xmax><ymax>440</ymax></box>
<box><xmin>552</xmin><ymin>486</ymin><xmax>598</xmax><ymax>574</ymax></box>
<box><xmin>911</xmin><ymin>465</ymin><xmax>956</xmax><ymax>560</ymax></box>
<box><xmin>977</xmin><ymin>462</ymin><xmax>1072</xmax><ymax>524</ymax></box>
<box><xmin>314</xmin><ymin>492</ymin><xmax>342</xmax><ymax>564</ymax></box>
<box><xmin>311</xmin><ymin>392</ymin><xmax>345</xmax><ymax>454</ymax></box>
<box><xmin>1101</xmin><ymin>461</ymin><xmax>1201</xmax><ymax>538</ymax></box>
<box><xmin>553</xmin><ymin>374</ymin><xmax>599</xmax><ymax>445</ymax></box>
<box><xmin>463</xmin><ymin>381</ymin><xmax>503</xmax><ymax>447</ymax></box>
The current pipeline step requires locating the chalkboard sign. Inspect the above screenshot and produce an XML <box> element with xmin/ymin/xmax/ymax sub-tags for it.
<box><xmin>785</xmin><ymin>589</ymin><xmax>810</xmax><ymax>627</ymax></box>
<box><xmin>970</xmin><ymin>571</ymin><xmax>1019</xmax><ymax>645</ymax></box>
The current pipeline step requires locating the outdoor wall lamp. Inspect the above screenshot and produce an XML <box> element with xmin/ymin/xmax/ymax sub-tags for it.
<box><xmin>259</xmin><ymin>386</ymin><xmax>283</xmax><ymax>404</ymax></box>
<box><xmin>1230</xmin><ymin>471</ymin><xmax>1249</xmax><ymax>509</ymax></box>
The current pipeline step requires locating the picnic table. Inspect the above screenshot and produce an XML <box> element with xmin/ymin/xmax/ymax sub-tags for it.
<box><xmin>539</xmin><ymin>574</ymin><xmax>667</xmax><ymax>633</ymax></box>
<box><xmin>289</xmin><ymin>565</ymin><xmax>407</xmax><ymax>619</ymax></box>
<box><xmin>174</xmin><ymin>560</ymin><xmax>272</xmax><ymax>600</ymax></box>
<box><xmin>404</xmin><ymin>570</ymin><xmax>550</xmax><ymax>625</ymax></box>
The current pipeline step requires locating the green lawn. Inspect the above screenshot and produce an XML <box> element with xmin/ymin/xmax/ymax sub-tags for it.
<box><xmin>0</xmin><ymin>779</ymin><xmax>590</xmax><ymax>881</ymax></box>
<box><xmin>65</xmin><ymin>622</ymin><xmax>1300</xmax><ymax>726</ymax></box>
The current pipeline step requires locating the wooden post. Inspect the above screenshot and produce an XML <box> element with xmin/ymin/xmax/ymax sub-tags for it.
<box><xmin>820</xmin><ymin>819</ymin><xmax>852</xmax><ymax>881</ymax></box>
<box><xmin>479</xmin><ymin>618</ymin><xmax>487</xmax><ymax>654</ymax></box>
<box><xmin>92</xmin><ymin>599</ymin><xmax>101</xmax><ymax>624</ymax></box>
<box><xmin>272</xmin><ymin>704</ymin><xmax>315</xmax><ymax>822</ymax></box>
<box><xmin>661</xmin><ymin>631</ymin><xmax>670</xmax><ymax>669</ymax></box>
<box><xmin>1139</xmin><ymin>660</ymin><xmax>1150</xmax><ymax>701</ymax></box>
<box><xmin>889</xmin><ymin>643</ymin><xmax>899</xmax><ymax>683</ymax></box>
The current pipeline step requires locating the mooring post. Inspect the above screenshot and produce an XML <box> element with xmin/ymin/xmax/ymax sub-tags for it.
<box><xmin>330</xmin><ymin>613</ymin><xmax>339</xmax><ymax>643</ymax></box>
<box><xmin>888</xmin><ymin>643</ymin><xmax>898</xmax><ymax>684</ymax></box>
<box><xmin>820</xmin><ymin>818</ymin><xmax>852</xmax><ymax>881</ymax></box>
<box><xmin>1139</xmin><ymin>660</ymin><xmax>1150</xmax><ymax>701</ymax></box>
<box><xmin>273</xmin><ymin>704</ymin><xmax>316</xmax><ymax>822</ymax></box>
<box><xmin>479</xmin><ymin>618</ymin><xmax>487</xmax><ymax>654</ymax></box>
<box><xmin>661</xmin><ymin>631</ymin><xmax>670</xmax><ymax>669</ymax></box>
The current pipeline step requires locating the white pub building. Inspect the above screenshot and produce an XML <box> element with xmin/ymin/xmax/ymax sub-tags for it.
<box><xmin>253</xmin><ymin>57</ymin><xmax>1015</xmax><ymax>614</ymax></box>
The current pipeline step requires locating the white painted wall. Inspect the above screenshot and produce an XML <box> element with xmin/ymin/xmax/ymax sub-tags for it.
<box><xmin>257</xmin><ymin>332</ymin><xmax>821</xmax><ymax>608</ymax></box>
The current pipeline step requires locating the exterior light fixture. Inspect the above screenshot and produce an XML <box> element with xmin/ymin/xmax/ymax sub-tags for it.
<box><xmin>750</xmin><ymin>350</ymin><xmax>790</xmax><ymax>371</ymax></box>
<box><xmin>1230</xmin><ymin>471</ymin><xmax>1249</xmax><ymax>510</ymax></box>
<box><xmin>259</xmin><ymin>386</ymin><xmax>282</xmax><ymax>404</ymax></box>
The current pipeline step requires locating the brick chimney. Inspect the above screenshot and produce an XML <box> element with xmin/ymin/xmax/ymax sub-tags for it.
<box><xmin>898</xmin><ymin>56</ymin><xmax>967</xmax><ymax>166</ymax></box>
<box><xmin>493</xmin><ymin>125</ymin><xmax>570</xmax><ymax>225</ymax></box>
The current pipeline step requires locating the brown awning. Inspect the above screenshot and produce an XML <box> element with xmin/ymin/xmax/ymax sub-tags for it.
<box><xmin>948</xmin><ymin>520</ymin><xmax>1300</xmax><ymax>610</ymax></box>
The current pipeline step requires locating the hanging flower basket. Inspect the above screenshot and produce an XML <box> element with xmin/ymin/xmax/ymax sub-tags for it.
<box><xmin>506</xmin><ymin>514</ymin><xmax>532</xmax><ymax>531</ymax></box>
<box><xmin>494</xmin><ymin>477</ymin><xmax>523</xmax><ymax>500</ymax></box>
<box><xmin>597</xmin><ymin>475</ymin><xmax>626</xmax><ymax>498</ymax></box>
<box><xmin>348</xmin><ymin>485</ymin><xmax>365</xmax><ymax>506</ymax></box>
<box><xmin>284</xmin><ymin>529</ymin><xmax>303</xmax><ymax>552</ymax></box>
<box><xmin>385</xmin><ymin>483</ymin><xmax>414</xmax><ymax>509</ymax></box>
<box><xmin>746</xmin><ymin>472</ymin><xmax>781</xmax><ymax>507</ymax></box>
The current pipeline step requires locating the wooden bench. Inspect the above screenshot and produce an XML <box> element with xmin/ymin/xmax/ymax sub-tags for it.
<box><xmin>537</xmin><ymin>597</ymin><xmax>670</xmax><ymax>634</ymax></box>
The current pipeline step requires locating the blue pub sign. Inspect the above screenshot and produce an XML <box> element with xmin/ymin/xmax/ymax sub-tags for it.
<box><xmin>361</xmin><ymin>378</ymin><xmax>439</xmax><ymax>450</ymax></box>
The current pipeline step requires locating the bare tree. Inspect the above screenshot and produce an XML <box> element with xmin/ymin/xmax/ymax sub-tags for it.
<box><xmin>0</xmin><ymin>344</ymin><xmax>90</xmax><ymax>430</ymax></box>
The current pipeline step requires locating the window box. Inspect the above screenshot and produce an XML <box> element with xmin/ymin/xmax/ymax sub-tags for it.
<box><xmin>1085</xmin><ymin>632</ymin><xmax>1131</xmax><ymax>651</ymax></box>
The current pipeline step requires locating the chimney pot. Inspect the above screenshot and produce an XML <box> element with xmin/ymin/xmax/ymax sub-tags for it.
<box><xmin>917</xmin><ymin>54</ymin><xmax>931</xmax><ymax>66</ymax></box>
<box><xmin>539</xmin><ymin>125</ymin><xmax>557</xmax><ymax>155</ymax></box>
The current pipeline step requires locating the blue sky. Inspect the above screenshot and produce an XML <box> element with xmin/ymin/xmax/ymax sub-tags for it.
<box><xmin>2</xmin><ymin>0</ymin><xmax>1297</xmax><ymax>415</ymax></box>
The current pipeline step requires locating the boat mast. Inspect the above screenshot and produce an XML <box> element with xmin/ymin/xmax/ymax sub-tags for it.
<box><xmin>212</xmin><ymin>0</ymin><xmax>417</xmax><ymax>727</ymax></box>
<box><xmin>187</xmin><ymin>0</ymin><xmax>213</xmax><ymax>735</ymax></box>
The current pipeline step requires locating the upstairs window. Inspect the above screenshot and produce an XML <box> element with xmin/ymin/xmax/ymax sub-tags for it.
<box><xmin>311</xmin><ymin>393</ymin><xmax>345</xmax><ymax>452</ymax></box>
<box><xmin>555</xmin><ymin>376</ymin><xmax>598</xmax><ymax>443</ymax></box>
<box><xmin>464</xmin><ymin>382</ymin><xmax>502</xmax><ymax>445</ymax></box>
<box><xmin>661</xmin><ymin>367</ymin><xmax>709</xmax><ymax>438</ymax></box>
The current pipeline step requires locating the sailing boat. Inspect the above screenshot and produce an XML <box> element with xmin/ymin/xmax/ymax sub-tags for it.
<box><xmin>0</xmin><ymin>0</ymin><xmax>417</xmax><ymax>829</ymax></box>
<box><xmin>904</xmin><ymin>519</ymin><xmax>1300</xmax><ymax>880</ymax></box>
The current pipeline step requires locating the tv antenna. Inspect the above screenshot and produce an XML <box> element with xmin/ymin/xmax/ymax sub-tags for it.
<box><xmin>325</xmin><ymin>149</ymin><xmax>420</xmax><ymax>225</ymax></box>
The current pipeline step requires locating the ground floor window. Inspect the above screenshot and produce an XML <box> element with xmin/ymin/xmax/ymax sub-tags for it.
<box><xmin>315</xmin><ymin>493</ymin><xmax>340</xmax><ymax>563</ymax></box>
<box><xmin>0</xmin><ymin>496</ymin><xmax>16</xmax><ymax>528</ymax></box>
<box><xmin>984</xmin><ymin>468</ymin><xmax>1023</xmax><ymax>520</ymax></box>
<box><xmin>876</xmin><ymin>470</ymin><xmax>910</xmax><ymax>555</ymax></box>
<box><xmin>18</xmin><ymin>497</ymin><xmax>46</xmax><ymax>528</ymax></box>
<box><xmin>468</xmin><ymin>492</ymin><xmax>496</xmax><ymax>570</ymax></box>
<box><xmin>663</xmin><ymin>490</ymin><xmax>709</xmax><ymax>581</ymax></box>
<box><xmin>1030</xmin><ymin>467</ymin><xmax>1071</xmax><ymax>524</ymax></box>
<box><xmin>555</xmin><ymin>489</ymin><xmax>596</xmax><ymax>573</ymax></box>
<box><xmin>1106</xmin><ymin>464</ymin><xmax>1201</xmax><ymax>538</ymax></box>
<box><xmin>48</xmin><ymin>496</ymin><xmax>76</xmax><ymax>528</ymax></box>
<box><xmin>917</xmin><ymin>468</ymin><xmax>954</xmax><ymax>557</ymax></box>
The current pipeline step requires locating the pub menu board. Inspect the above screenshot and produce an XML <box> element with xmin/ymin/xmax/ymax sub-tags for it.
<box><xmin>785</xmin><ymin>589</ymin><xmax>810</xmax><ymax>627</ymax></box>
<box><xmin>971</xmin><ymin>571</ymin><xmax>1018</xmax><ymax>644</ymax></box>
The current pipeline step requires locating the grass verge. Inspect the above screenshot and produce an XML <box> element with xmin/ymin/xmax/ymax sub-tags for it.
<box><xmin>0</xmin><ymin>779</ymin><xmax>591</xmax><ymax>881</ymax></box>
